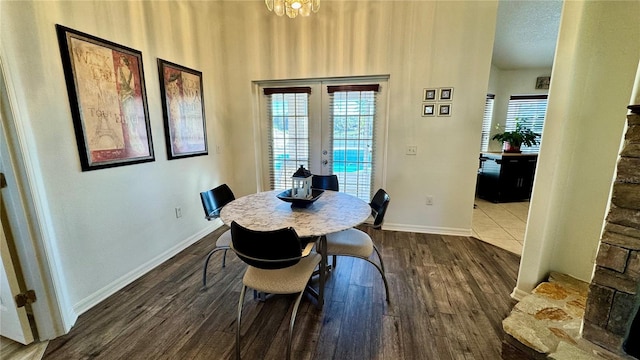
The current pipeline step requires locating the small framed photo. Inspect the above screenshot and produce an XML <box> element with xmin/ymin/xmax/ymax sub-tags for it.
<box><xmin>438</xmin><ymin>104</ymin><xmax>452</xmax><ymax>116</ymax></box>
<box><xmin>439</xmin><ymin>87</ymin><xmax>453</xmax><ymax>101</ymax></box>
<box><xmin>423</xmin><ymin>88</ymin><xmax>437</xmax><ymax>101</ymax></box>
<box><xmin>422</xmin><ymin>103</ymin><xmax>435</xmax><ymax>117</ymax></box>
<box><xmin>536</xmin><ymin>76</ymin><xmax>550</xmax><ymax>89</ymax></box>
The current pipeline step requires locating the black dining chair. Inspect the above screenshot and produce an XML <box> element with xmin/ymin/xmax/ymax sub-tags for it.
<box><xmin>325</xmin><ymin>188</ymin><xmax>390</xmax><ymax>302</ymax></box>
<box><xmin>230</xmin><ymin>221</ymin><xmax>319</xmax><ymax>360</ymax></box>
<box><xmin>200</xmin><ymin>184</ymin><xmax>235</xmax><ymax>287</ymax></box>
<box><xmin>312</xmin><ymin>174</ymin><xmax>339</xmax><ymax>192</ymax></box>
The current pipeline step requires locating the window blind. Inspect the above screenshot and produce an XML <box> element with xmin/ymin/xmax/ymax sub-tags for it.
<box><xmin>480</xmin><ymin>94</ymin><xmax>495</xmax><ymax>152</ymax></box>
<box><xmin>264</xmin><ymin>87</ymin><xmax>311</xmax><ymax>190</ymax></box>
<box><xmin>505</xmin><ymin>95</ymin><xmax>547</xmax><ymax>153</ymax></box>
<box><xmin>328</xmin><ymin>84</ymin><xmax>379</xmax><ymax>201</ymax></box>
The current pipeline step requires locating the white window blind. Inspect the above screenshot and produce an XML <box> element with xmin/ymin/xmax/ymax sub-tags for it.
<box><xmin>328</xmin><ymin>84</ymin><xmax>379</xmax><ymax>201</ymax></box>
<box><xmin>505</xmin><ymin>95</ymin><xmax>547</xmax><ymax>153</ymax></box>
<box><xmin>264</xmin><ymin>87</ymin><xmax>311</xmax><ymax>190</ymax></box>
<box><xmin>480</xmin><ymin>94</ymin><xmax>495</xmax><ymax>152</ymax></box>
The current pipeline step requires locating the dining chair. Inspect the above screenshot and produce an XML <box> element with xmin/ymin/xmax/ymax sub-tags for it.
<box><xmin>312</xmin><ymin>174</ymin><xmax>339</xmax><ymax>191</ymax></box>
<box><xmin>200</xmin><ymin>184</ymin><xmax>235</xmax><ymax>287</ymax></box>
<box><xmin>230</xmin><ymin>221</ymin><xmax>320</xmax><ymax>360</ymax></box>
<box><xmin>325</xmin><ymin>188</ymin><xmax>390</xmax><ymax>302</ymax></box>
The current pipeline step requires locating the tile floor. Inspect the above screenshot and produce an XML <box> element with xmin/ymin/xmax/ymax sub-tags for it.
<box><xmin>472</xmin><ymin>197</ymin><xmax>530</xmax><ymax>256</ymax></box>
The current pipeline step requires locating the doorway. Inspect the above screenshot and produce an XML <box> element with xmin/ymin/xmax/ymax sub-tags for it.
<box><xmin>255</xmin><ymin>76</ymin><xmax>389</xmax><ymax>201</ymax></box>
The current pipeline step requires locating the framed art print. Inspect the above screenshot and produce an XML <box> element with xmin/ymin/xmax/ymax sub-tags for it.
<box><xmin>56</xmin><ymin>25</ymin><xmax>154</xmax><ymax>171</ymax></box>
<box><xmin>439</xmin><ymin>87</ymin><xmax>453</xmax><ymax>101</ymax></box>
<box><xmin>438</xmin><ymin>104</ymin><xmax>452</xmax><ymax>116</ymax></box>
<box><xmin>158</xmin><ymin>59</ymin><xmax>208</xmax><ymax>160</ymax></box>
<box><xmin>423</xmin><ymin>88</ymin><xmax>437</xmax><ymax>101</ymax></box>
<box><xmin>422</xmin><ymin>103</ymin><xmax>435</xmax><ymax>117</ymax></box>
<box><xmin>536</xmin><ymin>76</ymin><xmax>550</xmax><ymax>89</ymax></box>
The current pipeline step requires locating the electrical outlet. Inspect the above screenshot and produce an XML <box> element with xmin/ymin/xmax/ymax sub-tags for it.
<box><xmin>406</xmin><ymin>145</ymin><xmax>418</xmax><ymax>155</ymax></box>
<box><xmin>175</xmin><ymin>207</ymin><xmax>182</xmax><ymax>218</ymax></box>
<box><xmin>426</xmin><ymin>195</ymin><xmax>433</xmax><ymax>205</ymax></box>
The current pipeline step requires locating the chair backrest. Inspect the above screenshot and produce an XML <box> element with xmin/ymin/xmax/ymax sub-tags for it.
<box><xmin>312</xmin><ymin>174</ymin><xmax>339</xmax><ymax>191</ymax></box>
<box><xmin>200</xmin><ymin>184</ymin><xmax>235</xmax><ymax>220</ymax></box>
<box><xmin>369</xmin><ymin>189</ymin><xmax>390</xmax><ymax>229</ymax></box>
<box><xmin>230</xmin><ymin>221</ymin><xmax>303</xmax><ymax>269</ymax></box>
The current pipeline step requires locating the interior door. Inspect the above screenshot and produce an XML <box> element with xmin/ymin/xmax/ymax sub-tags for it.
<box><xmin>0</xmin><ymin>209</ymin><xmax>34</xmax><ymax>344</ymax></box>
<box><xmin>258</xmin><ymin>76</ymin><xmax>388</xmax><ymax>201</ymax></box>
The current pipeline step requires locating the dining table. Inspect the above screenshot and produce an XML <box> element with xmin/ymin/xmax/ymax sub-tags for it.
<box><xmin>220</xmin><ymin>189</ymin><xmax>371</xmax><ymax>308</ymax></box>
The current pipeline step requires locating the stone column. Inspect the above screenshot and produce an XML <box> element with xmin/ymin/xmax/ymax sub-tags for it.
<box><xmin>583</xmin><ymin>106</ymin><xmax>640</xmax><ymax>353</ymax></box>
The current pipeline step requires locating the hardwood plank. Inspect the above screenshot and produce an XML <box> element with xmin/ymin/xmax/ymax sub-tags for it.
<box><xmin>43</xmin><ymin>229</ymin><xmax>521</xmax><ymax>360</ymax></box>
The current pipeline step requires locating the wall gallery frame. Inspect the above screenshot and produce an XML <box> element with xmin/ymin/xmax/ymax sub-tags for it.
<box><xmin>157</xmin><ymin>59</ymin><xmax>208</xmax><ymax>160</ymax></box>
<box><xmin>422</xmin><ymin>103</ymin><xmax>435</xmax><ymax>117</ymax></box>
<box><xmin>438</xmin><ymin>104</ymin><xmax>452</xmax><ymax>116</ymax></box>
<box><xmin>56</xmin><ymin>25</ymin><xmax>154</xmax><ymax>171</ymax></box>
<box><xmin>536</xmin><ymin>76</ymin><xmax>550</xmax><ymax>89</ymax></box>
<box><xmin>423</xmin><ymin>88</ymin><xmax>437</xmax><ymax>101</ymax></box>
<box><xmin>439</xmin><ymin>87</ymin><xmax>453</xmax><ymax>101</ymax></box>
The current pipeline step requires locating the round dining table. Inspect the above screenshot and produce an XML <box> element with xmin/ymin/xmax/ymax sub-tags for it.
<box><xmin>220</xmin><ymin>189</ymin><xmax>371</xmax><ymax>308</ymax></box>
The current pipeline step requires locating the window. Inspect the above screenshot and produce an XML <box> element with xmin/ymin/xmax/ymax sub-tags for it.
<box><xmin>264</xmin><ymin>87</ymin><xmax>311</xmax><ymax>190</ymax></box>
<box><xmin>328</xmin><ymin>84</ymin><xmax>379</xmax><ymax>201</ymax></box>
<box><xmin>505</xmin><ymin>95</ymin><xmax>547</xmax><ymax>153</ymax></box>
<box><xmin>480</xmin><ymin>94</ymin><xmax>495</xmax><ymax>151</ymax></box>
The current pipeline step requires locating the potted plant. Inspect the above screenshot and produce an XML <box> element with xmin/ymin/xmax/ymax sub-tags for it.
<box><xmin>491</xmin><ymin>121</ymin><xmax>541</xmax><ymax>153</ymax></box>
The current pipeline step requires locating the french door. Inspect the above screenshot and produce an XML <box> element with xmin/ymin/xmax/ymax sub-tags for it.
<box><xmin>256</xmin><ymin>77</ymin><xmax>388</xmax><ymax>201</ymax></box>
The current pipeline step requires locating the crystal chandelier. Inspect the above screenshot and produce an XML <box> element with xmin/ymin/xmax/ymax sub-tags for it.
<box><xmin>265</xmin><ymin>0</ymin><xmax>320</xmax><ymax>18</ymax></box>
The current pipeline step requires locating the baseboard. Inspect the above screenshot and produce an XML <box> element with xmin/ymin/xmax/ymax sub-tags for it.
<box><xmin>382</xmin><ymin>223</ymin><xmax>472</xmax><ymax>237</ymax></box>
<box><xmin>510</xmin><ymin>287</ymin><xmax>530</xmax><ymax>301</ymax></box>
<box><xmin>72</xmin><ymin>224</ymin><xmax>218</xmax><ymax>316</ymax></box>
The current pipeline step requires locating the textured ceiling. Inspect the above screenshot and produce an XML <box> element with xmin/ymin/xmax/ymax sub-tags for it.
<box><xmin>492</xmin><ymin>0</ymin><xmax>563</xmax><ymax>70</ymax></box>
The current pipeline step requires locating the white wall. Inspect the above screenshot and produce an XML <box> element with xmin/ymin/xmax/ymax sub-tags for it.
<box><xmin>1</xmin><ymin>0</ymin><xmax>499</xmax><ymax>334</ymax></box>
<box><xmin>514</xmin><ymin>0</ymin><xmax>640</xmax><ymax>297</ymax></box>
<box><xmin>0</xmin><ymin>1</ymin><xmax>235</xmax><ymax>332</ymax></box>
<box><xmin>219</xmin><ymin>0</ymin><xmax>498</xmax><ymax>235</ymax></box>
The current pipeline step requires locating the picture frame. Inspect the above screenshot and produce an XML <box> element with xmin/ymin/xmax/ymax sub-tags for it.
<box><xmin>438</xmin><ymin>104</ymin><xmax>452</xmax><ymax>117</ymax></box>
<box><xmin>423</xmin><ymin>88</ymin><xmax>437</xmax><ymax>101</ymax></box>
<box><xmin>536</xmin><ymin>76</ymin><xmax>550</xmax><ymax>89</ymax></box>
<box><xmin>422</xmin><ymin>103</ymin><xmax>435</xmax><ymax>117</ymax></box>
<box><xmin>439</xmin><ymin>87</ymin><xmax>453</xmax><ymax>101</ymax></box>
<box><xmin>56</xmin><ymin>25</ymin><xmax>154</xmax><ymax>171</ymax></box>
<box><xmin>158</xmin><ymin>59</ymin><xmax>208</xmax><ymax>159</ymax></box>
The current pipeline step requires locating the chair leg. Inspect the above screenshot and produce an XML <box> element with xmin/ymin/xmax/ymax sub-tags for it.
<box><xmin>222</xmin><ymin>249</ymin><xmax>228</xmax><ymax>268</ymax></box>
<box><xmin>288</xmin><ymin>291</ymin><xmax>305</xmax><ymax>360</ymax></box>
<box><xmin>362</xmin><ymin>258</ymin><xmax>390</xmax><ymax>303</ymax></box>
<box><xmin>202</xmin><ymin>247</ymin><xmax>224</xmax><ymax>287</ymax></box>
<box><xmin>331</xmin><ymin>255</ymin><xmax>337</xmax><ymax>269</ymax></box>
<box><xmin>237</xmin><ymin>285</ymin><xmax>247</xmax><ymax>360</ymax></box>
<box><xmin>372</xmin><ymin>244</ymin><xmax>385</xmax><ymax>274</ymax></box>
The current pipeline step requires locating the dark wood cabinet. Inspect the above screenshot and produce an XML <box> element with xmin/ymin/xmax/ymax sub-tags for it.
<box><xmin>476</xmin><ymin>152</ymin><xmax>538</xmax><ymax>203</ymax></box>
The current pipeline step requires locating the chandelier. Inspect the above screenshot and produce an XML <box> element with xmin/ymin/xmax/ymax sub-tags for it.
<box><xmin>265</xmin><ymin>0</ymin><xmax>320</xmax><ymax>18</ymax></box>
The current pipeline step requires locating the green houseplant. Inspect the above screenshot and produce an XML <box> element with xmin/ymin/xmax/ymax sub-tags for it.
<box><xmin>491</xmin><ymin>121</ymin><xmax>541</xmax><ymax>153</ymax></box>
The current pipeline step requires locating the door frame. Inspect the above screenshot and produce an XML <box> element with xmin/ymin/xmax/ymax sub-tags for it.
<box><xmin>252</xmin><ymin>75</ymin><xmax>390</xmax><ymax>194</ymax></box>
<box><xmin>1</xmin><ymin>54</ymin><xmax>70</xmax><ymax>340</ymax></box>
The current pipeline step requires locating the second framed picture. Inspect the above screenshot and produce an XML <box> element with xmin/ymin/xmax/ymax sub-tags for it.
<box><xmin>158</xmin><ymin>59</ymin><xmax>208</xmax><ymax>160</ymax></box>
<box><xmin>439</xmin><ymin>87</ymin><xmax>453</xmax><ymax>101</ymax></box>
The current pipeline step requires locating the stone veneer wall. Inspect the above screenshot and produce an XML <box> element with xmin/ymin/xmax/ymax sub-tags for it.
<box><xmin>583</xmin><ymin>106</ymin><xmax>640</xmax><ymax>354</ymax></box>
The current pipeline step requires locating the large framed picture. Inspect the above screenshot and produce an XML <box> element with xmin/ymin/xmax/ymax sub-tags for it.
<box><xmin>56</xmin><ymin>25</ymin><xmax>154</xmax><ymax>171</ymax></box>
<box><xmin>157</xmin><ymin>59</ymin><xmax>208</xmax><ymax>159</ymax></box>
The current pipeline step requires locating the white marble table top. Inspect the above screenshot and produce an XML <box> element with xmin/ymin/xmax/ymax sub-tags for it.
<box><xmin>220</xmin><ymin>190</ymin><xmax>371</xmax><ymax>238</ymax></box>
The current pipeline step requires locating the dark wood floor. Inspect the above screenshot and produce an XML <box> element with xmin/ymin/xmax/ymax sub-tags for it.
<box><xmin>43</xmin><ymin>227</ymin><xmax>520</xmax><ymax>360</ymax></box>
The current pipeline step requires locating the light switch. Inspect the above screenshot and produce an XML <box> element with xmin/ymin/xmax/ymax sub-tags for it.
<box><xmin>406</xmin><ymin>145</ymin><xmax>418</xmax><ymax>155</ymax></box>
